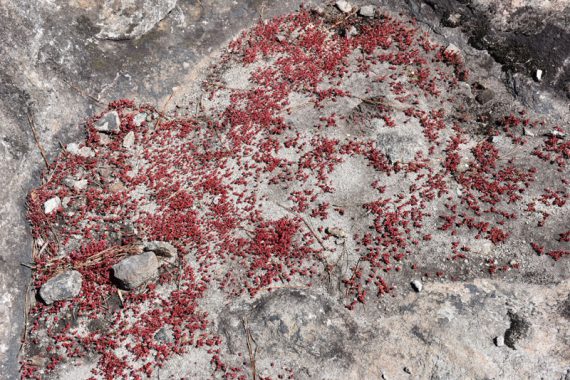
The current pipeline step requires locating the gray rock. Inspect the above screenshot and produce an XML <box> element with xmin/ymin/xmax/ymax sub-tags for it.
<box><xmin>112</xmin><ymin>251</ymin><xmax>159</xmax><ymax>289</ymax></box>
<box><xmin>144</xmin><ymin>241</ymin><xmax>177</xmax><ymax>258</ymax></box>
<box><xmin>359</xmin><ymin>5</ymin><xmax>375</xmax><ymax>18</ymax></box>
<box><xmin>122</xmin><ymin>131</ymin><xmax>135</xmax><ymax>148</ymax></box>
<box><xmin>504</xmin><ymin>311</ymin><xmax>530</xmax><ymax>349</ymax></box>
<box><xmin>476</xmin><ymin>89</ymin><xmax>495</xmax><ymax>104</ymax></box>
<box><xmin>43</xmin><ymin>196</ymin><xmax>61</xmax><ymax>214</ymax></box>
<box><xmin>94</xmin><ymin>111</ymin><xmax>121</xmax><ymax>133</ymax></box>
<box><xmin>523</xmin><ymin>127</ymin><xmax>535</xmax><ymax>137</ymax></box>
<box><xmin>39</xmin><ymin>270</ymin><xmax>83</xmax><ymax>305</ymax></box>
<box><xmin>133</xmin><ymin>112</ymin><xmax>147</xmax><ymax>127</ymax></box>
<box><xmin>411</xmin><ymin>280</ymin><xmax>423</xmax><ymax>292</ymax></box>
<box><xmin>336</xmin><ymin>0</ymin><xmax>352</xmax><ymax>13</ymax></box>
<box><xmin>487</xmin><ymin>135</ymin><xmax>502</xmax><ymax>143</ymax></box>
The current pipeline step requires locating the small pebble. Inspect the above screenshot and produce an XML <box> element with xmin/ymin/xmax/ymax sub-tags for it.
<box><xmin>44</xmin><ymin>196</ymin><xmax>61</xmax><ymax>214</ymax></box>
<box><xmin>411</xmin><ymin>280</ymin><xmax>423</xmax><ymax>292</ymax></box>
<box><xmin>535</xmin><ymin>69</ymin><xmax>543</xmax><ymax>82</ymax></box>
<box><xmin>495</xmin><ymin>335</ymin><xmax>505</xmax><ymax>347</ymax></box>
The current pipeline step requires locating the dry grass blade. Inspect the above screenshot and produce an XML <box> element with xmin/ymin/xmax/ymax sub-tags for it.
<box><xmin>242</xmin><ymin>317</ymin><xmax>258</xmax><ymax>380</ymax></box>
<box><xmin>26</xmin><ymin>111</ymin><xmax>49</xmax><ymax>169</ymax></box>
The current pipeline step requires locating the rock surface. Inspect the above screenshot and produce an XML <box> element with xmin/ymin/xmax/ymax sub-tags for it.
<box><xmin>112</xmin><ymin>251</ymin><xmax>159</xmax><ymax>289</ymax></box>
<box><xmin>1</xmin><ymin>0</ymin><xmax>569</xmax><ymax>379</ymax></box>
<box><xmin>39</xmin><ymin>270</ymin><xmax>83</xmax><ymax>305</ymax></box>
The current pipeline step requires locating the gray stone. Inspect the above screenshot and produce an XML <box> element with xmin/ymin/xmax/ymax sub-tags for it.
<box><xmin>523</xmin><ymin>127</ymin><xmax>535</xmax><ymax>137</ymax></box>
<box><xmin>112</xmin><ymin>251</ymin><xmax>159</xmax><ymax>289</ymax></box>
<box><xmin>94</xmin><ymin>111</ymin><xmax>121</xmax><ymax>133</ymax></box>
<box><xmin>325</xmin><ymin>227</ymin><xmax>347</xmax><ymax>239</ymax></box>
<box><xmin>476</xmin><ymin>89</ymin><xmax>495</xmax><ymax>104</ymax></box>
<box><xmin>487</xmin><ymin>135</ymin><xmax>502</xmax><ymax>143</ymax></box>
<box><xmin>39</xmin><ymin>270</ymin><xmax>83</xmax><ymax>305</ymax></box>
<box><xmin>122</xmin><ymin>131</ymin><xmax>135</xmax><ymax>148</ymax></box>
<box><xmin>411</xmin><ymin>280</ymin><xmax>423</xmax><ymax>292</ymax></box>
<box><xmin>494</xmin><ymin>335</ymin><xmax>505</xmax><ymax>347</ymax></box>
<box><xmin>43</xmin><ymin>196</ymin><xmax>61</xmax><ymax>214</ymax></box>
<box><xmin>359</xmin><ymin>5</ymin><xmax>375</xmax><ymax>18</ymax></box>
<box><xmin>133</xmin><ymin>112</ymin><xmax>147</xmax><ymax>127</ymax></box>
<box><xmin>336</xmin><ymin>0</ymin><xmax>352</xmax><ymax>13</ymax></box>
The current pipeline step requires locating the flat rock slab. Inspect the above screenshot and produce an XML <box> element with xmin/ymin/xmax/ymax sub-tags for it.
<box><xmin>39</xmin><ymin>270</ymin><xmax>83</xmax><ymax>305</ymax></box>
<box><xmin>112</xmin><ymin>251</ymin><xmax>159</xmax><ymax>290</ymax></box>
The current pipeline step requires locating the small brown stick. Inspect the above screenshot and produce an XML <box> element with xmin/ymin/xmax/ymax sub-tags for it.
<box><xmin>242</xmin><ymin>318</ymin><xmax>258</xmax><ymax>380</ymax></box>
<box><xmin>26</xmin><ymin>111</ymin><xmax>49</xmax><ymax>169</ymax></box>
<box><xmin>19</xmin><ymin>281</ymin><xmax>32</xmax><ymax>353</ymax></box>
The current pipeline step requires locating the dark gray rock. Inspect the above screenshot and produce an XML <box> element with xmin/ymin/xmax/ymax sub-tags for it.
<box><xmin>39</xmin><ymin>270</ymin><xmax>83</xmax><ymax>305</ymax></box>
<box><xmin>504</xmin><ymin>311</ymin><xmax>530</xmax><ymax>349</ymax></box>
<box><xmin>94</xmin><ymin>111</ymin><xmax>121</xmax><ymax>133</ymax></box>
<box><xmin>476</xmin><ymin>89</ymin><xmax>495</xmax><ymax>104</ymax></box>
<box><xmin>112</xmin><ymin>251</ymin><xmax>159</xmax><ymax>289</ymax></box>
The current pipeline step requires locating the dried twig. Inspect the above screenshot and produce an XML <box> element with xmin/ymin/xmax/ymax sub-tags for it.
<box><xmin>26</xmin><ymin>111</ymin><xmax>49</xmax><ymax>169</ymax></box>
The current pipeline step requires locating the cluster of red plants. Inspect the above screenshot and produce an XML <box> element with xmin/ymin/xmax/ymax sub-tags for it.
<box><xmin>23</xmin><ymin>6</ymin><xmax>568</xmax><ymax>379</ymax></box>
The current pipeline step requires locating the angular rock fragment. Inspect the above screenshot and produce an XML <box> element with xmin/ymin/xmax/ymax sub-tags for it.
<box><xmin>112</xmin><ymin>251</ymin><xmax>159</xmax><ymax>289</ymax></box>
<box><xmin>325</xmin><ymin>227</ymin><xmax>347</xmax><ymax>238</ymax></box>
<box><xmin>133</xmin><ymin>112</ymin><xmax>147</xmax><ymax>127</ymax></box>
<box><xmin>494</xmin><ymin>335</ymin><xmax>505</xmax><ymax>347</ymax></box>
<box><xmin>94</xmin><ymin>111</ymin><xmax>121</xmax><ymax>133</ymax></box>
<box><xmin>43</xmin><ymin>196</ymin><xmax>61</xmax><ymax>214</ymax></box>
<box><xmin>123</xmin><ymin>131</ymin><xmax>135</xmax><ymax>148</ymax></box>
<box><xmin>336</xmin><ymin>0</ymin><xmax>352</xmax><ymax>13</ymax></box>
<box><xmin>411</xmin><ymin>280</ymin><xmax>423</xmax><ymax>292</ymax></box>
<box><xmin>39</xmin><ymin>270</ymin><xmax>83</xmax><ymax>305</ymax></box>
<box><xmin>359</xmin><ymin>5</ymin><xmax>375</xmax><ymax>18</ymax></box>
